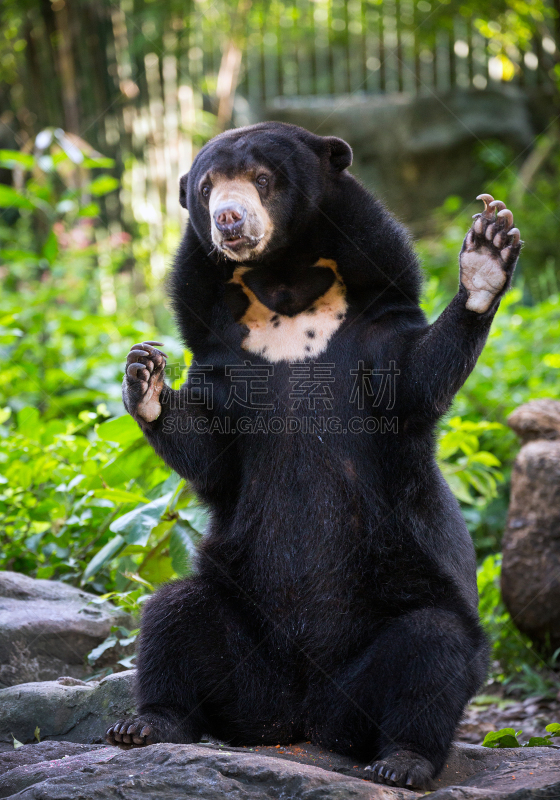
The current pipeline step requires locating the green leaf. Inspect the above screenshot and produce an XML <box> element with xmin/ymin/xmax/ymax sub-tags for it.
<box><xmin>109</xmin><ymin>491</ymin><xmax>173</xmax><ymax>546</ymax></box>
<box><xmin>146</xmin><ymin>472</ymin><xmax>182</xmax><ymax>501</ymax></box>
<box><xmin>468</xmin><ymin>451</ymin><xmax>501</xmax><ymax>467</ymax></box>
<box><xmin>170</xmin><ymin>522</ymin><xmax>199</xmax><ymax>577</ymax></box>
<box><xmin>482</xmin><ymin>728</ymin><xmax>521</xmax><ymax>748</ymax></box>
<box><xmin>42</xmin><ymin>230</ymin><xmax>58</xmax><ymax>264</ymax></box>
<box><xmin>177</xmin><ymin>505</ymin><xmax>210</xmax><ymax>534</ymax></box>
<box><xmin>97</xmin><ymin>415</ymin><xmax>143</xmax><ymax>445</ymax></box>
<box><xmin>101</xmin><ymin>438</ymin><xmax>155</xmax><ymax>486</ymax></box>
<box><xmin>122</xmin><ymin>572</ymin><xmax>154</xmax><ymax>591</ymax></box>
<box><xmin>0</xmin><ymin>150</ymin><xmax>35</xmax><ymax>169</ymax></box>
<box><xmin>545</xmin><ymin>723</ymin><xmax>560</xmax><ymax>736</ymax></box>
<box><xmin>0</xmin><ymin>185</ymin><xmax>34</xmax><ymax>209</ymax></box>
<box><xmin>82</xmin><ymin>156</ymin><xmax>115</xmax><ymax>169</ymax></box>
<box><xmin>78</xmin><ymin>202</ymin><xmax>100</xmax><ymax>217</ymax></box>
<box><xmin>87</xmin><ymin>634</ymin><xmax>118</xmax><ymax>665</ymax></box>
<box><xmin>83</xmin><ymin>534</ymin><xmax>125</xmax><ymax>580</ymax></box>
<box><xmin>12</xmin><ymin>735</ymin><xmax>24</xmax><ymax>749</ymax></box>
<box><xmin>95</xmin><ymin>488</ymin><xmax>150</xmax><ymax>505</ymax></box>
<box><xmin>89</xmin><ymin>175</ymin><xmax>119</xmax><ymax>196</ymax></box>
<box><xmin>523</xmin><ymin>737</ymin><xmax>552</xmax><ymax>747</ymax></box>
<box><xmin>34</xmin><ymin>726</ymin><xmax>41</xmax><ymax>743</ymax></box>
<box><xmin>16</xmin><ymin>407</ymin><xmax>40</xmax><ymax>438</ymax></box>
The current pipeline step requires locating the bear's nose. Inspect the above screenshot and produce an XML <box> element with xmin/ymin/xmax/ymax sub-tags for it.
<box><xmin>214</xmin><ymin>202</ymin><xmax>247</xmax><ymax>236</ymax></box>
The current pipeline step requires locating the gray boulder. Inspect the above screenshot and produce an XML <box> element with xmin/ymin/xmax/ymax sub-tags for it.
<box><xmin>0</xmin><ymin>670</ymin><xmax>136</xmax><ymax>746</ymax></box>
<box><xmin>1</xmin><ymin>739</ymin><xmax>560</xmax><ymax>800</ymax></box>
<box><xmin>501</xmin><ymin>400</ymin><xmax>560</xmax><ymax>654</ymax></box>
<box><xmin>0</xmin><ymin>571</ymin><xmax>134</xmax><ymax>688</ymax></box>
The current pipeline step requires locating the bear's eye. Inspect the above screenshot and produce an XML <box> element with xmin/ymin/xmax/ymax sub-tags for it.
<box><xmin>201</xmin><ymin>185</ymin><xmax>210</xmax><ymax>198</ymax></box>
<box><xmin>256</xmin><ymin>175</ymin><xmax>268</xmax><ymax>188</ymax></box>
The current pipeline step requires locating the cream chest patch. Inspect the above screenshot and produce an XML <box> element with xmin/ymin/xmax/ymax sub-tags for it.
<box><xmin>229</xmin><ymin>258</ymin><xmax>347</xmax><ymax>362</ymax></box>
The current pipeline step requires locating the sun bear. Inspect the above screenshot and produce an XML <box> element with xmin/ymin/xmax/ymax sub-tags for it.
<box><xmin>106</xmin><ymin>122</ymin><xmax>522</xmax><ymax>789</ymax></box>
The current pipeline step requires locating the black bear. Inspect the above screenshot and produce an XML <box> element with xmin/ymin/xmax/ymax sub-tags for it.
<box><xmin>106</xmin><ymin>122</ymin><xmax>521</xmax><ymax>789</ymax></box>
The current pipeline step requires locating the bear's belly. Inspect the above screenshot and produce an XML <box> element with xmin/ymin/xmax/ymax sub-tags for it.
<box><xmin>227</xmin><ymin>258</ymin><xmax>347</xmax><ymax>362</ymax></box>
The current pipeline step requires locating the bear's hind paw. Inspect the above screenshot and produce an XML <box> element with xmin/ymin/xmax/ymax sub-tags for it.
<box><xmin>106</xmin><ymin>717</ymin><xmax>155</xmax><ymax>749</ymax></box>
<box><xmin>365</xmin><ymin>749</ymin><xmax>434</xmax><ymax>789</ymax></box>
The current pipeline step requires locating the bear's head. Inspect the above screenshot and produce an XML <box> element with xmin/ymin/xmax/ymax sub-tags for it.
<box><xmin>179</xmin><ymin>122</ymin><xmax>352</xmax><ymax>262</ymax></box>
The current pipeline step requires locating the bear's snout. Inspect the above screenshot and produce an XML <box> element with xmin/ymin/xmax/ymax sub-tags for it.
<box><xmin>208</xmin><ymin>176</ymin><xmax>273</xmax><ymax>260</ymax></box>
<box><xmin>213</xmin><ymin>202</ymin><xmax>248</xmax><ymax>237</ymax></box>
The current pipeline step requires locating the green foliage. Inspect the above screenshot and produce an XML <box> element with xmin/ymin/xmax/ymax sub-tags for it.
<box><xmin>438</xmin><ymin>418</ymin><xmax>504</xmax><ymax>506</ymax></box>
<box><xmin>0</xmin><ymin>138</ymin><xmax>203</xmax><ymax>605</ymax></box>
<box><xmin>482</xmin><ymin>723</ymin><xmax>560</xmax><ymax>748</ymax></box>
<box><xmin>0</xmin><ymin>403</ymin><xmax>207</xmax><ymax>595</ymax></box>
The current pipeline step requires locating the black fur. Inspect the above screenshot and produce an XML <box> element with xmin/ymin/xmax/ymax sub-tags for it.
<box><xmin>108</xmin><ymin>123</ymin><xmax>510</xmax><ymax>788</ymax></box>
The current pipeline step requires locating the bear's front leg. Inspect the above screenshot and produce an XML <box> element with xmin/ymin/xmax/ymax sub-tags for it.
<box><xmin>123</xmin><ymin>340</ymin><xmax>168</xmax><ymax>423</ymax></box>
<box><xmin>460</xmin><ymin>193</ymin><xmax>522</xmax><ymax>314</ymax></box>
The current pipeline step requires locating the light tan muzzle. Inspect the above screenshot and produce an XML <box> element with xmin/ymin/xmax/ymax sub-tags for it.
<box><xmin>209</xmin><ymin>177</ymin><xmax>273</xmax><ymax>261</ymax></box>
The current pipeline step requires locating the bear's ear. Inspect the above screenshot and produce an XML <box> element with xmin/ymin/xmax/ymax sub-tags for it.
<box><xmin>179</xmin><ymin>173</ymin><xmax>189</xmax><ymax>209</ymax></box>
<box><xmin>324</xmin><ymin>137</ymin><xmax>352</xmax><ymax>172</ymax></box>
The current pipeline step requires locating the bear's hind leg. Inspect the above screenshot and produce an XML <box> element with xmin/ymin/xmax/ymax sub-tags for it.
<box><xmin>106</xmin><ymin>579</ymin><xmax>215</xmax><ymax>748</ymax></box>
<box><xmin>308</xmin><ymin>607</ymin><xmax>488</xmax><ymax>789</ymax></box>
<box><xmin>106</xmin><ymin>577</ymin><xmax>303</xmax><ymax>749</ymax></box>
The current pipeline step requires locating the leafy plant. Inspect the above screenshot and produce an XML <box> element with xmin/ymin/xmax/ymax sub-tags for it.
<box><xmin>438</xmin><ymin>417</ymin><xmax>504</xmax><ymax>506</ymax></box>
<box><xmin>482</xmin><ymin>724</ymin><xmax>560</xmax><ymax>749</ymax></box>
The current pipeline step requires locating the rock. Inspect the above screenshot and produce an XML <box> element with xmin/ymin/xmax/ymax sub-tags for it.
<box><xmin>0</xmin><ymin>741</ymin><xmax>107</xmax><ymax>771</ymax></box>
<box><xmin>0</xmin><ymin>671</ymin><xmax>136</xmax><ymax>747</ymax></box>
<box><xmin>501</xmin><ymin>401</ymin><xmax>560</xmax><ymax>654</ymax></box>
<box><xmin>429</xmin><ymin>747</ymin><xmax>560</xmax><ymax>799</ymax></box>
<box><xmin>0</xmin><ymin>743</ymin><xmax>117</xmax><ymax>799</ymax></box>
<box><xmin>0</xmin><ymin>742</ymin><xmax>408</xmax><ymax>799</ymax></box>
<box><xmin>507</xmin><ymin>399</ymin><xmax>560</xmax><ymax>444</ymax></box>
<box><xmin>0</xmin><ymin>571</ymin><xmax>135</xmax><ymax>688</ymax></box>
<box><xmin>1</xmin><ymin>740</ymin><xmax>560</xmax><ymax>800</ymax></box>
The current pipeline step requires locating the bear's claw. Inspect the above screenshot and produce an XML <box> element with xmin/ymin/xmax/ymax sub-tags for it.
<box><xmin>365</xmin><ymin>750</ymin><xmax>434</xmax><ymax>789</ymax></box>
<box><xmin>106</xmin><ymin>718</ymin><xmax>154</xmax><ymax>749</ymax></box>
<box><xmin>460</xmin><ymin>193</ymin><xmax>522</xmax><ymax>314</ymax></box>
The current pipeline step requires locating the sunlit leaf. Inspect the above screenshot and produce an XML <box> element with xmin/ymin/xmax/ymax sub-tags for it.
<box><xmin>109</xmin><ymin>491</ymin><xmax>173</xmax><ymax>546</ymax></box>
<box><xmin>482</xmin><ymin>728</ymin><xmax>521</xmax><ymax>748</ymax></box>
<box><xmin>89</xmin><ymin>176</ymin><xmax>119</xmax><ymax>196</ymax></box>
<box><xmin>97</xmin><ymin>415</ymin><xmax>143</xmax><ymax>446</ymax></box>
<box><xmin>0</xmin><ymin>150</ymin><xmax>34</xmax><ymax>169</ymax></box>
<box><xmin>0</xmin><ymin>185</ymin><xmax>34</xmax><ymax>209</ymax></box>
<box><xmin>95</xmin><ymin>488</ymin><xmax>150</xmax><ymax>505</ymax></box>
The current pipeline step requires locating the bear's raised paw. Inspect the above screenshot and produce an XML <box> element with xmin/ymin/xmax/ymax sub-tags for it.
<box><xmin>460</xmin><ymin>194</ymin><xmax>522</xmax><ymax>314</ymax></box>
<box><xmin>123</xmin><ymin>341</ymin><xmax>167</xmax><ymax>423</ymax></box>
